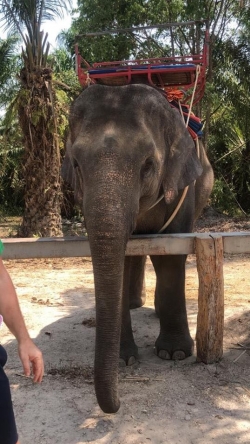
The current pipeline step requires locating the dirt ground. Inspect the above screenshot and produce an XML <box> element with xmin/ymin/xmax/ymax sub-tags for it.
<box><xmin>1</xmin><ymin>211</ymin><xmax>250</xmax><ymax>444</ymax></box>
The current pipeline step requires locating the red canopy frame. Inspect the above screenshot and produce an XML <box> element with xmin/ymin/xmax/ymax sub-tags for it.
<box><xmin>75</xmin><ymin>21</ymin><xmax>209</xmax><ymax>105</ymax></box>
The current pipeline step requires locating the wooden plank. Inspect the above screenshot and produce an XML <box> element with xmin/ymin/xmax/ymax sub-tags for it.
<box><xmin>2</xmin><ymin>237</ymin><xmax>91</xmax><ymax>260</ymax></box>
<box><xmin>1</xmin><ymin>234</ymin><xmax>195</xmax><ymax>259</ymax></box>
<box><xmin>223</xmin><ymin>232</ymin><xmax>250</xmax><ymax>254</ymax></box>
<box><xmin>1</xmin><ymin>232</ymin><xmax>250</xmax><ymax>259</ymax></box>
<box><xmin>126</xmin><ymin>234</ymin><xmax>194</xmax><ymax>255</ymax></box>
<box><xmin>195</xmin><ymin>234</ymin><xmax>224</xmax><ymax>364</ymax></box>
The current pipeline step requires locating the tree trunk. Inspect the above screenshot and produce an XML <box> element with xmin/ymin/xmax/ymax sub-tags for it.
<box><xmin>18</xmin><ymin>67</ymin><xmax>62</xmax><ymax>237</ymax></box>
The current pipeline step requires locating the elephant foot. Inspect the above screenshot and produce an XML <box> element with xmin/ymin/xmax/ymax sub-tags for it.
<box><xmin>129</xmin><ymin>291</ymin><xmax>146</xmax><ymax>309</ymax></box>
<box><xmin>119</xmin><ymin>340</ymin><xmax>139</xmax><ymax>366</ymax></box>
<box><xmin>154</xmin><ymin>332</ymin><xmax>194</xmax><ymax>361</ymax></box>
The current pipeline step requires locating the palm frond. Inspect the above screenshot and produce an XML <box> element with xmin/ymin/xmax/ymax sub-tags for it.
<box><xmin>0</xmin><ymin>36</ymin><xmax>18</xmax><ymax>70</ymax></box>
<box><xmin>0</xmin><ymin>0</ymin><xmax>73</xmax><ymax>45</ymax></box>
<box><xmin>0</xmin><ymin>94</ymin><xmax>20</xmax><ymax>135</ymax></box>
<box><xmin>0</xmin><ymin>0</ymin><xmax>26</xmax><ymax>39</ymax></box>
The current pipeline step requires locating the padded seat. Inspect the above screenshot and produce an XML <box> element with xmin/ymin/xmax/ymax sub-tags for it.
<box><xmin>87</xmin><ymin>63</ymin><xmax>197</xmax><ymax>87</ymax></box>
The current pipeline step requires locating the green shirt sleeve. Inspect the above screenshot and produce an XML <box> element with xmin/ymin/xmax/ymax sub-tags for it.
<box><xmin>0</xmin><ymin>240</ymin><xmax>4</xmax><ymax>255</ymax></box>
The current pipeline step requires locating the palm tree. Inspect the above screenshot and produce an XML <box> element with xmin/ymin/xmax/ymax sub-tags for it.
<box><xmin>0</xmin><ymin>0</ymin><xmax>72</xmax><ymax>236</ymax></box>
<box><xmin>0</xmin><ymin>36</ymin><xmax>18</xmax><ymax>89</ymax></box>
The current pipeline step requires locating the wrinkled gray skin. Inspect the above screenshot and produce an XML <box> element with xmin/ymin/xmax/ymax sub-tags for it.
<box><xmin>62</xmin><ymin>83</ymin><xmax>214</xmax><ymax>414</ymax></box>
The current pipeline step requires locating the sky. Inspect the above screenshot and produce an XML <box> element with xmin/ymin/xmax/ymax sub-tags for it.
<box><xmin>41</xmin><ymin>0</ymin><xmax>78</xmax><ymax>48</ymax></box>
<box><xmin>0</xmin><ymin>1</ymin><xmax>77</xmax><ymax>48</ymax></box>
<box><xmin>41</xmin><ymin>10</ymin><xmax>74</xmax><ymax>49</ymax></box>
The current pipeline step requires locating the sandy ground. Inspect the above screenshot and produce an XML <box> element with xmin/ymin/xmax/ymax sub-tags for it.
<box><xmin>1</xmin><ymin>212</ymin><xmax>250</xmax><ymax>443</ymax></box>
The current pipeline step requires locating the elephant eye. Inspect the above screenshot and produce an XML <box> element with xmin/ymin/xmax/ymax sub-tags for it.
<box><xmin>73</xmin><ymin>158</ymin><xmax>78</xmax><ymax>169</ymax></box>
<box><xmin>141</xmin><ymin>157</ymin><xmax>154</xmax><ymax>178</ymax></box>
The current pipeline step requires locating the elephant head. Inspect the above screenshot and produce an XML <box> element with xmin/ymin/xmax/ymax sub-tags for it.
<box><xmin>62</xmin><ymin>84</ymin><xmax>202</xmax><ymax>413</ymax></box>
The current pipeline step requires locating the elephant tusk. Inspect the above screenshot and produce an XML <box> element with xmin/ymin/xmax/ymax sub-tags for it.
<box><xmin>146</xmin><ymin>187</ymin><xmax>189</xmax><ymax>233</ymax></box>
<box><xmin>147</xmin><ymin>194</ymin><xmax>164</xmax><ymax>211</ymax></box>
<box><xmin>158</xmin><ymin>185</ymin><xmax>189</xmax><ymax>233</ymax></box>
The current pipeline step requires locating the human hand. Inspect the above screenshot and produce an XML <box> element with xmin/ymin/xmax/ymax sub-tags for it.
<box><xmin>18</xmin><ymin>338</ymin><xmax>44</xmax><ymax>383</ymax></box>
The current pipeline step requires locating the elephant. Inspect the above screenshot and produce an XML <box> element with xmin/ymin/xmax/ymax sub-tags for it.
<box><xmin>61</xmin><ymin>83</ymin><xmax>214</xmax><ymax>414</ymax></box>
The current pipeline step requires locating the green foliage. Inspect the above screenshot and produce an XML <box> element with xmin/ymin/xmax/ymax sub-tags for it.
<box><xmin>210</xmin><ymin>179</ymin><xmax>242</xmax><ymax>216</ymax></box>
<box><xmin>50</xmin><ymin>48</ymin><xmax>82</xmax><ymax>149</ymax></box>
<box><xmin>63</xmin><ymin>0</ymin><xmax>187</xmax><ymax>62</ymax></box>
<box><xmin>31</xmin><ymin>0</ymin><xmax>250</xmax><ymax>216</ymax></box>
<box><xmin>0</xmin><ymin>0</ymin><xmax>73</xmax><ymax>69</ymax></box>
<box><xmin>49</xmin><ymin>48</ymin><xmax>74</xmax><ymax>73</ymax></box>
<box><xmin>0</xmin><ymin>44</ymin><xmax>80</xmax><ymax>214</ymax></box>
<box><xmin>0</xmin><ymin>37</ymin><xmax>21</xmax><ymax>110</ymax></box>
<box><xmin>0</xmin><ymin>36</ymin><xmax>18</xmax><ymax>83</ymax></box>
<box><xmin>205</xmin><ymin>11</ymin><xmax>250</xmax><ymax>215</ymax></box>
<box><xmin>0</xmin><ymin>40</ymin><xmax>24</xmax><ymax>213</ymax></box>
<box><xmin>0</xmin><ymin>116</ymin><xmax>24</xmax><ymax>212</ymax></box>
<box><xmin>50</xmin><ymin>48</ymin><xmax>81</xmax><ymax>99</ymax></box>
<box><xmin>0</xmin><ymin>1</ymin><xmax>76</xmax><ymax>234</ymax></box>
<box><xmin>1</xmin><ymin>0</ymin><xmax>250</xmax><ymax>217</ymax></box>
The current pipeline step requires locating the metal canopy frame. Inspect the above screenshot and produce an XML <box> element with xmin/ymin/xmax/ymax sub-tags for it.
<box><xmin>75</xmin><ymin>19</ymin><xmax>209</xmax><ymax>38</ymax></box>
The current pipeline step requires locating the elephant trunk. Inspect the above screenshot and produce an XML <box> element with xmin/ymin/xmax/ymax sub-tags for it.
<box><xmin>93</xmin><ymin>244</ymin><xmax>125</xmax><ymax>413</ymax></box>
<box><xmin>85</xmin><ymin>180</ymin><xmax>135</xmax><ymax>413</ymax></box>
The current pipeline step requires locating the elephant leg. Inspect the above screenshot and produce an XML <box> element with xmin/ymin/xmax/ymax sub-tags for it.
<box><xmin>150</xmin><ymin>254</ymin><xmax>194</xmax><ymax>360</ymax></box>
<box><xmin>127</xmin><ymin>256</ymin><xmax>147</xmax><ymax>309</ymax></box>
<box><xmin>119</xmin><ymin>257</ymin><xmax>139</xmax><ymax>366</ymax></box>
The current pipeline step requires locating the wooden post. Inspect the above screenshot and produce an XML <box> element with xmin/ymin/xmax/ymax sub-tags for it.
<box><xmin>195</xmin><ymin>234</ymin><xmax>224</xmax><ymax>364</ymax></box>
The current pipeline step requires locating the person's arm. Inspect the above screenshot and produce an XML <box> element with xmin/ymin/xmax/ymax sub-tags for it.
<box><xmin>0</xmin><ymin>258</ymin><xmax>44</xmax><ymax>382</ymax></box>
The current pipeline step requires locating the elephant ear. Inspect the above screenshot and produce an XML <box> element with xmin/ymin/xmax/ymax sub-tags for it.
<box><xmin>61</xmin><ymin>138</ymin><xmax>84</xmax><ymax>206</ymax></box>
<box><xmin>163</xmin><ymin>111</ymin><xmax>203</xmax><ymax>204</ymax></box>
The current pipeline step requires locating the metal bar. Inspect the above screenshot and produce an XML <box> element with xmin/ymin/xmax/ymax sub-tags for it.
<box><xmin>75</xmin><ymin>20</ymin><xmax>209</xmax><ymax>38</ymax></box>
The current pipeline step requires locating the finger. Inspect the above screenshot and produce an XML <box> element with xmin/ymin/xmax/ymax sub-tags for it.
<box><xmin>21</xmin><ymin>356</ymin><xmax>31</xmax><ymax>377</ymax></box>
<box><xmin>32</xmin><ymin>356</ymin><xmax>44</xmax><ymax>383</ymax></box>
<box><xmin>35</xmin><ymin>360</ymin><xmax>44</xmax><ymax>383</ymax></box>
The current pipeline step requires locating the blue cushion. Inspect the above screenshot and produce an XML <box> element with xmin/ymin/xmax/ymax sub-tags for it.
<box><xmin>88</xmin><ymin>63</ymin><xmax>196</xmax><ymax>75</ymax></box>
<box><xmin>88</xmin><ymin>68</ymin><xmax>121</xmax><ymax>74</ymax></box>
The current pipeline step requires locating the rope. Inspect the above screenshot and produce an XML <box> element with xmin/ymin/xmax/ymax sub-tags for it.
<box><xmin>85</xmin><ymin>72</ymin><xmax>94</xmax><ymax>86</ymax></box>
<box><xmin>178</xmin><ymin>100</ymin><xmax>185</xmax><ymax>125</ymax></box>
<box><xmin>185</xmin><ymin>65</ymin><xmax>200</xmax><ymax>128</ymax></box>
<box><xmin>146</xmin><ymin>137</ymin><xmax>200</xmax><ymax>233</ymax></box>
<box><xmin>195</xmin><ymin>137</ymin><xmax>200</xmax><ymax>159</ymax></box>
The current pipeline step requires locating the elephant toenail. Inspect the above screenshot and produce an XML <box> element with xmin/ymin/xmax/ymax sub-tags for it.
<box><xmin>158</xmin><ymin>349</ymin><xmax>171</xmax><ymax>360</ymax></box>
<box><xmin>127</xmin><ymin>356</ymin><xmax>136</xmax><ymax>366</ymax></box>
<box><xmin>119</xmin><ymin>358</ymin><xmax>127</xmax><ymax>368</ymax></box>
<box><xmin>172</xmin><ymin>350</ymin><xmax>186</xmax><ymax>360</ymax></box>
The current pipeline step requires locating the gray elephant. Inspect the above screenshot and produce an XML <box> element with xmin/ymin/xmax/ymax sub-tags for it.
<box><xmin>62</xmin><ymin>83</ymin><xmax>214</xmax><ymax>414</ymax></box>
